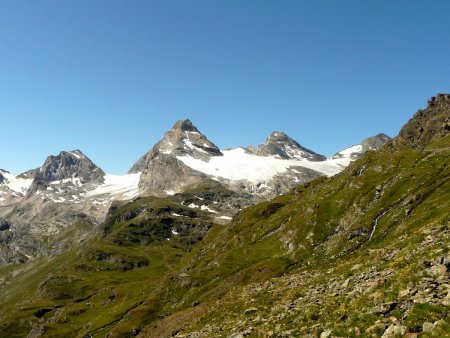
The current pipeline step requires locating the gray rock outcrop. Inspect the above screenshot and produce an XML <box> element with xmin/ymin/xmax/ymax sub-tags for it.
<box><xmin>129</xmin><ymin>119</ymin><xmax>222</xmax><ymax>174</ymax></box>
<box><xmin>32</xmin><ymin>150</ymin><xmax>105</xmax><ymax>185</ymax></box>
<box><xmin>332</xmin><ymin>133</ymin><xmax>391</xmax><ymax>159</ymax></box>
<box><xmin>398</xmin><ymin>93</ymin><xmax>450</xmax><ymax>148</ymax></box>
<box><xmin>256</xmin><ymin>131</ymin><xmax>326</xmax><ymax>161</ymax></box>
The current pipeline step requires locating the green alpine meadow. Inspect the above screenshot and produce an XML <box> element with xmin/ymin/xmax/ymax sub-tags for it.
<box><xmin>1</xmin><ymin>94</ymin><xmax>449</xmax><ymax>337</ymax></box>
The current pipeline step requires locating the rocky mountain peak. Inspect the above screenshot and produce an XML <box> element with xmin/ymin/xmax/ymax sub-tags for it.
<box><xmin>172</xmin><ymin>119</ymin><xmax>197</xmax><ymax>132</ymax></box>
<box><xmin>398</xmin><ymin>93</ymin><xmax>450</xmax><ymax>148</ymax></box>
<box><xmin>155</xmin><ymin>119</ymin><xmax>222</xmax><ymax>159</ymax></box>
<box><xmin>34</xmin><ymin>149</ymin><xmax>105</xmax><ymax>184</ymax></box>
<box><xmin>361</xmin><ymin>133</ymin><xmax>391</xmax><ymax>151</ymax></box>
<box><xmin>332</xmin><ymin>133</ymin><xmax>391</xmax><ymax>159</ymax></box>
<box><xmin>129</xmin><ymin>119</ymin><xmax>223</xmax><ymax>174</ymax></box>
<box><xmin>257</xmin><ymin>131</ymin><xmax>326</xmax><ymax>161</ymax></box>
<box><xmin>427</xmin><ymin>93</ymin><xmax>450</xmax><ymax>108</ymax></box>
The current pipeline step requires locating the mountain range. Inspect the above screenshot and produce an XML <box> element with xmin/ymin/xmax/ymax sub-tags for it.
<box><xmin>0</xmin><ymin>94</ymin><xmax>449</xmax><ymax>337</ymax></box>
<box><xmin>0</xmin><ymin>120</ymin><xmax>389</xmax><ymax>266</ymax></box>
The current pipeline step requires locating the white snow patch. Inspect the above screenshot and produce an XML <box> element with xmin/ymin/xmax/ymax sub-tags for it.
<box><xmin>171</xmin><ymin>229</ymin><xmax>179</xmax><ymax>235</ymax></box>
<box><xmin>188</xmin><ymin>203</ymin><xmax>199</xmax><ymax>209</ymax></box>
<box><xmin>50</xmin><ymin>177</ymin><xmax>83</xmax><ymax>187</ymax></box>
<box><xmin>51</xmin><ymin>196</ymin><xmax>66</xmax><ymax>203</ymax></box>
<box><xmin>171</xmin><ymin>212</ymin><xmax>181</xmax><ymax>217</ymax></box>
<box><xmin>335</xmin><ymin>144</ymin><xmax>363</xmax><ymax>158</ymax></box>
<box><xmin>166</xmin><ymin>190</ymin><xmax>176</xmax><ymax>196</ymax></box>
<box><xmin>85</xmin><ymin>172</ymin><xmax>141</xmax><ymax>199</ymax></box>
<box><xmin>201</xmin><ymin>205</ymin><xmax>217</xmax><ymax>213</ymax></box>
<box><xmin>1</xmin><ymin>171</ymin><xmax>33</xmax><ymax>195</ymax></box>
<box><xmin>218</xmin><ymin>216</ymin><xmax>232</xmax><ymax>220</ymax></box>
<box><xmin>69</xmin><ymin>151</ymin><xmax>81</xmax><ymax>159</ymax></box>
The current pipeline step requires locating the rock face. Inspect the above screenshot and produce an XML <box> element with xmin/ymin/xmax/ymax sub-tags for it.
<box><xmin>131</xmin><ymin>120</ymin><xmax>222</xmax><ymax>195</ymax></box>
<box><xmin>332</xmin><ymin>133</ymin><xmax>391</xmax><ymax>159</ymax></box>
<box><xmin>361</xmin><ymin>133</ymin><xmax>392</xmax><ymax>151</ymax></box>
<box><xmin>0</xmin><ymin>150</ymin><xmax>139</xmax><ymax>267</ymax></box>
<box><xmin>398</xmin><ymin>93</ymin><xmax>450</xmax><ymax>148</ymax></box>
<box><xmin>138</xmin><ymin>154</ymin><xmax>208</xmax><ymax>194</ymax></box>
<box><xmin>156</xmin><ymin>119</ymin><xmax>223</xmax><ymax>159</ymax></box>
<box><xmin>32</xmin><ymin>150</ymin><xmax>105</xmax><ymax>186</ymax></box>
<box><xmin>256</xmin><ymin>131</ymin><xmax>326</xmax><ymax>161</ymax></box>
<box><xmin>0</xmin><ymin>218</ymin><xmax>10</xmax><ymax>231</ymax></box>
<box><xmin>16</xmin><ymin>150</ymin><xmax>110</xmax><ymax>224</ymax></box>
<box><xmin>129</xmin><ymin>119</ymin><xmax>222</xmax><ymax>174</ymax></box>
<box><xmin>8</xmin><ymin>149</ymin><xmax>140</xmax><ymax>225</ymax></box>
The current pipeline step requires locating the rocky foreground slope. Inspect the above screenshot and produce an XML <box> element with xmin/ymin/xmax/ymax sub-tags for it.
<box><xmin>0</xmin><ymin>95</ymin><xmax>448</xmax><ymax>337</ymax></box>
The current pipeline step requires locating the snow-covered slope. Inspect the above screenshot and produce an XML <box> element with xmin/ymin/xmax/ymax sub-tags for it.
<box><xmin>333</xmin><ymin>134</ymin><xmax>391</xmax><ymax>159</ymax></box>
<box><xmin>332</xmin><ymin>144</ymin><xmax>364</xmax><ymax>159</ymax></box>
<box><xmin>85</xmin><ymin>173</ymin><xmax>141</xmax><ymax>200</ymax></box>
<box><xmin>1</xmin><ymin>150</ymin><xmax>142</xmax><ymax>224</ymax></box>
<box><xmin>133</xmin><ymin>119</ymin><xmax>369</xmax><ymax>197</ymax></box>
<box><xmin>177</xmin><ymin>147</ymin><xmax>349</xmax><ymax>183</ymax></box>
<box><xmin>0</xmin><ymin>170</ymin><xmax>33</xmax><ymax>198</ymax></box>
<box><xmin>0</xmin><ymin>170</ymin><xmax>34</xmax><ymax>217</ymax></box>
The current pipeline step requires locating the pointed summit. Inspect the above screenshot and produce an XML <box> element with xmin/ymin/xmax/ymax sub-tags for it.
<box><xmin>34</xmin><ymin>149</ymin><xmax>105</xmax><ymax>184</ymax></box>
<box><xmin>171</xmin><ymin>119</ymin><xmax>198</xmax><ymax>132</ymax></box>
<box><xmin>257</xmin><ymin>131</ymin><xmax>326</xmax><ymax>161</ymax></box>
<box><xmin>157</xmin><ymin>119</ymin><xmax>222</xmax><ymax>159</ymax></box>
<box><xmin>129</xmin><ymin>119</ymin><xmax>222</xmax><ymax>173</ymax></box>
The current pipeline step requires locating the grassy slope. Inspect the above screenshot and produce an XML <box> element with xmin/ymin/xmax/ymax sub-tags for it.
<box><xmin>0</xmin><ymin>196</ymin><xmax>214</xmax><ymax>337</ymax></box>
<box><xmin>0</xmin><ymin>135</ymin><xmax>449</xmax><ymax>337</ymax></box>
<box><xmin>137</xmin><ymin>136</ymin><xmax>450</xmax><ymax>337</ymax></box>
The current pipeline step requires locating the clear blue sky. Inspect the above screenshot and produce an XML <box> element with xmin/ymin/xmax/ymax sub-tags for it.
<box><xmin>1</xmin><ymin>1</ymin><xmax>449</xmax><ymax>174</ymax></box>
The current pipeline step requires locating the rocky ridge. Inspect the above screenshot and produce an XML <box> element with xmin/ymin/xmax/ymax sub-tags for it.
<box><xmin>256</xmin><ymin>131</ymin><xmax>326</xmax><ymax>161</ymax></box>
<box><xmin>332</xmin><ymin>133</ymin><xmax>392</xmax><ymax>159</ymax></box>
<box><xmin>398</xmin><ymin>93</ymin><xmax>450</xmax><ymax>148</ymax></box>
<box><xmin>132</xmin><ymin>120</ymin><xmax>378</xmax><ymax>199</ymax></box>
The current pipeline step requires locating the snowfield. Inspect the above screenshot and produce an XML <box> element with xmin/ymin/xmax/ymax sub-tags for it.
<box><xmin>333</xmin><ymin>144</ymin><xmax>363</xmax><ymax>158</ymax></box>
<box><xmin>0</xmin><ymin>170</ymin><xmax>33</xmax><ymax>195</ymax></box>
<box><xmin>85</xmin><ymin>172</ymin><xmax>141</xmax><ymax>199</ymax></box>
<box><xmin>177</xmin><ymin>147</ymin><xmax>351</xmax><ymax>183</ymax></box>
